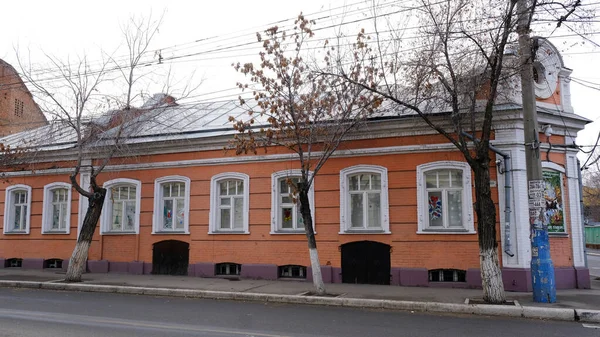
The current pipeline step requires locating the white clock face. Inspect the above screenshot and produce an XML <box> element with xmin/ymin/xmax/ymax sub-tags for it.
<box><xmin>533</xmin><ymin>40</ymin><xmax>562</xmax><ymax>99</ymax></box>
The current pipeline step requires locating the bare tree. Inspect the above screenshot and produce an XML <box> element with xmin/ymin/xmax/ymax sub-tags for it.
<box><xmin>326</xmin><ymin>0</ymin><xmax>587</xmax><ymax>303</ymax></box>
<box><xmin>230</xmin><ymin>14</ymin><xmax>381</xmax><ymax>295</ymax></box>
<box><xmin>17</xmin><ymin>15</ymin><xmax>164</xmax><ymax>282</ymax></box>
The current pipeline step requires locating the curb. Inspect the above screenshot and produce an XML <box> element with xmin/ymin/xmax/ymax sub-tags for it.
<box><xmin>1</xmin><ymin>280</ymin><xmax>598</xmax><ymax>323</ymax></box>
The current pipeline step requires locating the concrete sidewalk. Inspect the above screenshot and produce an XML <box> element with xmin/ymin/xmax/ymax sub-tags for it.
<box><xmin>1</xmin><ymin>269</ymin><xmax>599</xmax><ymax>322</ymax></box>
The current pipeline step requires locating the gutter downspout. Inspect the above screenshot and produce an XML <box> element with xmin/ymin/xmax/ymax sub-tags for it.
<box><xmin>461</xmin><ymin>132</ymin><xmax>515</xmax><ymax>257</ymax></box>
<box><xmin>577</xmin><ymin>159</ymin><xmax>588</xmax><ymax>268</ymax></box>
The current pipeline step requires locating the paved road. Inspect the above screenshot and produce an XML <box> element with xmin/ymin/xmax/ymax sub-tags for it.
<box><xmin>588</xmin><ymin>250</ymin><xmax>600</xmax><ymax>277</ymax></box>
<box><xmin>0</xmin><ymin>288</ymin><xmax>597</xmax><ymax>337</ymax></box>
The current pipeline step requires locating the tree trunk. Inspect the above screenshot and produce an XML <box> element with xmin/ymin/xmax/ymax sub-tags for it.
<box><xmin>298</xmin><ymin>184</ymin><xmax>326</xmax><ymax>295</ymax></box>
<box><xmin>472</xmin><ymin>159</ymin><xmax>506</xmax><ymax>304</ymax></box>
<box><xmin>65</xmin><ymin>188</ymin><xmax>106</xmax><ymax>282</ymax></box>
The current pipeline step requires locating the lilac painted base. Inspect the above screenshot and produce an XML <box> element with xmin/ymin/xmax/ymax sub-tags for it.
<box><xmin>15</xmin><ymin>255</ymin><xmax>587</xmax><ymax>291</ymax></box>
<box><xmin>332</xmin><ymin>267</ymin><xmax>342</xmax><ymax>283</ymax></box>
<box><xmin>466</xmin><ymin>269</ymin><xmax>482</xmax><ymax>289</ymax></box>
<box><xmin>108</xmin><ymin>262</ymin><xmax>129</xmax><ymax>273</ymax></box>
<box><xmin>307</xmin><ymin>266</ymin><xmax>332</xmax><ymax>283</ymax></box>
<box><xmin>22</xmin><ymin>258</ymin><xmax>44</xmax><ymax>269</ymax></box>
<box><xmin>87</xmin><ymin>260</ymin><xmax>109</xmax><ymax>273</ymax></box>
<box><xmin>575</xmin><ymin>267</ymin><xmax>591</xmax><ymax>289</ymax></box>
<box><xmin>502</xmin><ymin>268</ymin><xmax>533</xmax><ymax>292</ymax></box>
<box><xmin>390</xmin><ymin>268</ymin><xmax>401</xmax><ymax>286</ymax></box>
<box><xmin>192</xmin><ymin>263</ymin><xmax>215</xmax><ymax>277</ymax></box>
<box><xmin>62</xmin><ymin>259</ymin><xmax>69</xmax><ymax>272</ymax></box>
<box><xmin>240</xmin><ymin>264</ymin><xmax>278</xmax><ymax>280</ymax></box>
<box><xmin>555</xmin><ymin>267</ymin><xmax>577</xmax><ymax>289</ymax></box>
<box><xmin>128</xmin><ymin>262</ymin><xmax>144</xmax><ymax>275</ymax></box>
<box><xmin>398</xmin><ymin>268</ymin><xmax>428</xmax><ymax>287</ymax></box>
<box><xmin>0</xmin><ymin>258</ymin><xmax>5</xmax><ymax>269</ymax></box>
<box><xmin>143</xmin><ymin>262</ymin><xmax>153</xmax><ymax>275</ymax></box>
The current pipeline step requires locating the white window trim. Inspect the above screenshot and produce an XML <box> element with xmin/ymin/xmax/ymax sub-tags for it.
<box><xmin>152</xmin><ymin>175</ymin><xmax>191</xmax><ymax>234</ymax></box>
<box><xmin>339</xmin><ymin>165</ymin><xmax>390</xmax><ymax>234</ymax></box>
<box><xmin>270</xmin><ymin>170</ymin><xmax>316</xmax><ymax>234</ymax></box>
<box><xmin>3</xmin><ymin>184</ymin><xmax>32</xmax><ymax>234</ymax></box>
<box><xmin>541</xmin><ymin>162</ymin><xmax>567</xmax><ymax>235</ymax></box>
<box><xmin>100</xmin><ymin>178</ymin><xmax>141</xmax><ymax>235</ymax></box>
<box><xmin>416</xmin><ymin>161</ymin><xmax>475</xmax><ymax>234</ymax></box>
<box><xmin>42</xmin><ymin>182</ymin><xmax>72</xmax><ymax>234</ymax></box>
<box><xmin>209</xmin><ymin>172</ymin><xmax>250</xmax><ymax>234</ymax></box>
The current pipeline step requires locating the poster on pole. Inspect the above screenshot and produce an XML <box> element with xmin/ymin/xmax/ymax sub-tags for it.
<box><xmin>543</xmin><ymin>170</ymin><xmax>565</xmax><ymax>233</ymax></box>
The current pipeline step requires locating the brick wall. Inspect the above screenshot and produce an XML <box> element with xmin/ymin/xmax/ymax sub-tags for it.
<box><xmin>0</xmin><ymin>134</ymin><xmax>575</xmax><ymax>271</ymax></box>
<box><xmin>0</xmin><ymin>59</ymin><xmax>47</xmax><ymax>137</ymax></box>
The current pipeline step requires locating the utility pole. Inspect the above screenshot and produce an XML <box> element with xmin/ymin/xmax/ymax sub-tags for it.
<box><xmin>516</xmin><ymin>0</ymin><xmax>556</xmax><ymax>303</ymax></box>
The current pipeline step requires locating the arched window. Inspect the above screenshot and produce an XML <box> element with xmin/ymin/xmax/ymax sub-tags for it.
<box><xmin>417</xmin><ymin>161</ymin><xmax>474</xmax><ymax>233</ymax></box>
<box><xmin>270</xmin><ymin>170</ymin><xmax>315</xmax><ymax>234</ymax></box>
<box><xmin>153</xmin><ymin>176</ymin><xmax>191</xmax><ymax>234</ymax></box>
<box><xmin>339</xmin><ymin>165</ymin><xmax>390</xmax><ymax>234</ymax></box>
<box><xmin>3</xmin><ymin>184</ymin><xmax>32</xmax><ymax>234</ymax></box>
<box><xmin>209</xmin><ymin>173</ymin><xmax>250</xmax><ymax>234</ymax></box>
<box><xmin>100</xmin><ymin>178</ymin><xmax>141</xmax><ymax>234</ymax></box>
<box><xmin>42</xmin><ymin>182</ymin><xmax>72</xmax><ymax>234</ymax></box>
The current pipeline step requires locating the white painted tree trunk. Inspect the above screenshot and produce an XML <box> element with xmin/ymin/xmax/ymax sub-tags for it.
<box><xmin>309</xmin><ymin>247</ymin><xmax>326</xmax><ymax>295</ymax></box>
<box><xmin>480</xmin><ymin>247</ymin><xmax>506</xmax><ymax>304</ymax></box>
<box><xmin>65</xmin><ymin>239</ymin><xmax>91</xmax><ymax>282</ymax></box>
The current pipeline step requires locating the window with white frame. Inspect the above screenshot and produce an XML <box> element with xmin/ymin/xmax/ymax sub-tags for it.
<box><xmin>42</xmin><ymin>182</ymin><xmax>72</xmax><ymax>234</ymax></box>
<box><xmin>3</xmin><ymin>185</ymin><xmax>32</xmax><ymax>234</ymax></box>
<box><xmin>153</xmin><ymin>176</ymin><xmax>190</xmax><ymax>234</ymax></box>
<box><xmin>271</xmin><ymin>170</ymin><xmax>315</xmax><ymax>234</ymax></box>
<box><xmin>340</xmin><ymin>165</ymin><xmax>390</xmax><ymax>233</ymax></box>
<box><xmin>209</xmin><ymin>173</ymin><xmax>250</xmax><ymax>234</ymax></box>
<box><xmin>100</xmin><ymin>179</ymin><xmax>141</xmax><ymax>234</ymax></box>
<box><xmin>416</xmin><ymin>162</ymin><xmax>474</xmax><ymax>233</ymax></box>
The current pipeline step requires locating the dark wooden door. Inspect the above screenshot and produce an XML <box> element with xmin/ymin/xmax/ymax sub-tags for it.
<box><xmin>152</xmin><ymin>240</ymin><xmax>189</xmax><ymax>275</ymax></box>
<box><xmin>341</xmin><ymin>241</ymin><xmax>390</xmax><ymax>285</ymax></box>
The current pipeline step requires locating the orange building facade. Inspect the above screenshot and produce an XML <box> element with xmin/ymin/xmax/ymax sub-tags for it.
<box><xmin>0</xmin><ymin>39</ymin><xmax>591</xmax><ymax>290</ymax></box>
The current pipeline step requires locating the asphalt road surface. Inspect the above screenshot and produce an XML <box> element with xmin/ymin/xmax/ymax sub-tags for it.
<box><xmin>0</xmin><ymin>288</ymin><xmax>597</xmax><ymax>337</ymax></box>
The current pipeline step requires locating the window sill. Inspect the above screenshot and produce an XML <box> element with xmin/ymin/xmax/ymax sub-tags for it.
<box><xmin>101</xmin><ymin>231</ymin><xmax>138</xmax><ymax>235</ymax></box>
<box><xmin>152</xmin><ymin>230</ymin><xmax>189</xmax><ymax>235</ymax></box>
<box><xmin>208</xmin><ymin>231</ymin><xmax>250</xmax><ymax>235</ymax></box>
<box><xmin>3</xmin><ymin>231</ymin><xmax>29</xmax><ymax>235</ymax></box>
<box><xmin>42</xmin><ymin>230</ymin><xmax>69</xmax><ymax>235</ymax></box>
<box><xmin>549</xmin><ymin>232</ymin><xmax>569</xmax><ymax>238</ymax></box>
<box><xmin>417</xmin><ymin>229</ymin><xmax>476</xmax><ymax>234</ymax></box>
<box><xmin>339</xmin><ymin>229</ymin><xmax>391</xmax><ymax>234</ymax></box>
<box><xmin>270</xmin><ymin>230</ymin><xmax>312</xmax><ymax>235</ymax></box>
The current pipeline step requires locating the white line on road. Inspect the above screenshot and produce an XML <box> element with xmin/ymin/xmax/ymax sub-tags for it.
<box><xmin>0</xmin><ymin>308</ymin><xmax>293</xmax><ymax>337</ymax></box>
<box><xmin>582</xmin><ymin>324</ymin><xmax>600</xmax><ymax>329</ymax></box>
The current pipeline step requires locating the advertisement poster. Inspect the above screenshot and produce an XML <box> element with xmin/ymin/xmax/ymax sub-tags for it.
<box><xmin>543</xmin><ymin>170</ymin><xmax>565</xmax><ymax>233</ymax></box>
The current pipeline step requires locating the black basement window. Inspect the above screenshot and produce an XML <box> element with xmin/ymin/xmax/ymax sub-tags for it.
<box><xmin>278</xmin><ymin>265</ymin><xmax>307</xmax><ymax>279</ymax></box>
<box><xmin>429</xmin><ymin>269</ymin><xmax>466</xmax><ymax>282</ymax></box>
<box><xmin>44</xmin><ymin>258</ymin><xmax>63</xmax><ymax>269</ymax></box>
<box><xmin>215</xmin><ymin>263</ymin><xmax>241</xmax><ymax>276</ymax></box>
<box><xmin>5</xmin><ymin>258</ymin><xmax>22</xmax><ymax>268</ymax></box>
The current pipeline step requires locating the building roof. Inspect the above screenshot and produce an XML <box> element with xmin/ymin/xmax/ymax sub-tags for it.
<box><xmin>0</xmin><ymin>91</ymin><xmax>590</xmax><ymax>155</ymax></box>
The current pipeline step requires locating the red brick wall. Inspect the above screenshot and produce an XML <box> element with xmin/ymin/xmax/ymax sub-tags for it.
<box><xmin>0</xmin><ymin>60</ymin><xmax>47</xmax><ymax>137</ymax></box>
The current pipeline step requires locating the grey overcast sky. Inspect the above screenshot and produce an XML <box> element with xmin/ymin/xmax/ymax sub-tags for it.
<box><xmin>1</xmin><ymin>0</ymin><xmax>599</xmax><ymax>161</ymax></box>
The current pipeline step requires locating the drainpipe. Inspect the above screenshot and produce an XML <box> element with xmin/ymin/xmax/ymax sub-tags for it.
<box><xmin>461</xmin><ymin>132</ymin><xmax>515</xmax><ymax>257</ymax></box>
<box><xmin>577</xmin><ymin>159</ymin><xmax>588</xmax><ymax>268</ymax></box>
